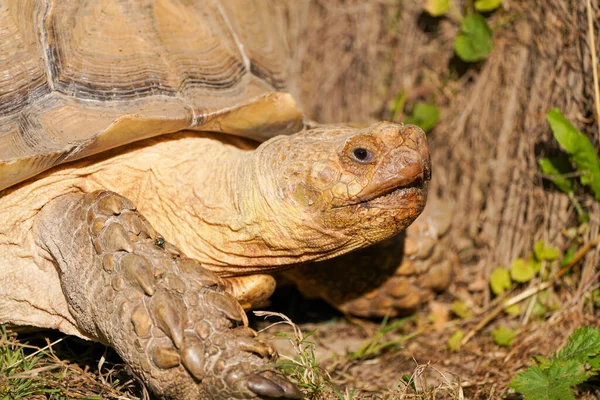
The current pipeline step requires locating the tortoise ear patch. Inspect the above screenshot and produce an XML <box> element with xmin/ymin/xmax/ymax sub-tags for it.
<box><xmin>310</xmin><ymin>161</ymin><xmax>341</xmax><ymax>190</ymax></box>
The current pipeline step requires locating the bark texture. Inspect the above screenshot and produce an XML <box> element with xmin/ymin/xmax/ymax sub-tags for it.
<box><xmin>290</xmin><ymin>0</ymin><xmax>600</xmax><ymax>287</ymax></box>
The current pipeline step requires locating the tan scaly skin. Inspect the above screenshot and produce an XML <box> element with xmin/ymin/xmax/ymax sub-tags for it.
<box><xmin>0</xmin><ymin>122</ymin><xmax>429</xmax><ymax>398</ymax></box>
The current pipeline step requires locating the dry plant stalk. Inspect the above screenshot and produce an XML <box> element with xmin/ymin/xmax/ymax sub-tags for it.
<box><xmin>587</xmin><ymin>0</ymin><xmax>600</xmax><ymax>139</ymax></box>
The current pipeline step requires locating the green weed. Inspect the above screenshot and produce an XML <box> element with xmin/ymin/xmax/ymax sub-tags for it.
<box><xmin>347</xmin><ymin>315</ymin><xmax>419</xmax><ymax>361</ymax></box>
<box><xmin>0</xmin><ymin>325</ymin><xmax>62</xmax><ymax>399</ymax></box>
<box><xmin>255</xmin><ymin>311</ymin><xmax>354</xmax><ymax>400</ymax></box>
<box><xmin>509</xmin><ymin>326</ymin><xmax>600</xmax><ymax>399</ymax></box>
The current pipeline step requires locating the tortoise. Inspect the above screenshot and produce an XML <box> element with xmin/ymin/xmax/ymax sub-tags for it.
<box><xmin>0</xmin><ymin>1</ymin><xmax>449</xmax><ymax>399</ymax></box>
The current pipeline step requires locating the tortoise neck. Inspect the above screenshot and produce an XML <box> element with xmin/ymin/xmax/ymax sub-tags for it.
<box><xmin>174</xmin><ymin>135</ymin><xmax>333</xmax><ymax>275</ymax></box>
<box><xmin>142</xmin><ymin>133</ymin><xmax>297</xmax><ymax>274</ymax></box>
<box><xmin>181</xmin><ymin>141</ymin><xmax>300</xmax><ymax>274</ymax></box>
<box><xmin>114</xmin><ymin>131</ymin><xmax>335</xmax><ymax>275</ymax></box>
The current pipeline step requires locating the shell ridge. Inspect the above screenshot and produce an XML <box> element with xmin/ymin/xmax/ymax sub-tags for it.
<box><xmin>39</xmin><ymin>0</ymin><xmax>55</xmax><ymax>92</ymax></box>
<box><xmin>214</xmin><ymin>0</ymin><xmax>251</xmax><ymax>74</ymax></box>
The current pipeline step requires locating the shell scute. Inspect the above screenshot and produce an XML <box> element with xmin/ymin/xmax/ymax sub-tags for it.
<box><xmin>0</xmin><ymin>1</ymin><xmax>303</xmax><ymax>191</ymax></box>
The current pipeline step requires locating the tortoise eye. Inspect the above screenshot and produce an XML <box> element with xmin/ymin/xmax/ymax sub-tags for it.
<box><xmin>352</xmin><ymin>147</ymin><xmax>373</xmax><ymax>163</ymax></box>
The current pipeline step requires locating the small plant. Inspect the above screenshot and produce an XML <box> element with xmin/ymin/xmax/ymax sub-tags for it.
<box><xmin>474</xmin><ymin>0</ymin><xmax>503</xmax><ymax>12</ymax></box>
<box><xmin>424</xmin><ymin>0</ymin><xmax>450</xmax><ymax>17</ymax></box>
<box><xmin>254</xmin><ymin>311</ymin><xmax>352</xmax><ymax>400</ymax></box>
<box><xmin>492</xmin><ymin>325</ymin><xmax>517</xmax><ymax>347</ymax></box>
<box><xmin>450</xmin><ymin>301</ymin><xmax>472</xmax><ymax>319</ymax></box>
<box><xmin>489</xmin><ymin>240</ymin><xmax>563</xmax><ymax>297</ymax></box>
<box><xmin>540</xmin><ymin>108</ymin><xmax>600</xmax><ymax>221</ymax></box>
<box><xmin>405</xmin><ymin>103</ymin><xmax>440</xmax><ymax>133</ymax></box>
<box><xmin>447</xmin><ymin>330</ymin><xmax>465</xmax><ymax>351</ymax></box>
<box><xmin>423</xmin><ymin>0</ymin><xmax>503</xmax><ymax>62</ymax></box>
<box><xmin>453</xmin><ymin>13</ymin><xmax>493</xmax><ymax>62</ymax></box>
<box><xmin>388</xmin><ymin>91</ymin><xmax>440</xmax><ymax>133</ymax></box>
<box><xmin>509</xmin><ymin>326</ymin><xmax>600</xmax><ymax>399</ymax></box>
<box><xmin>0</xmin><ymin>325</ymin><xmax>60</xmax><ymax>399</ymax></box>
<box><xmin>347</xmin><ymin>315</ymin><xmax>418</xmax><ymax>360</ymax></box>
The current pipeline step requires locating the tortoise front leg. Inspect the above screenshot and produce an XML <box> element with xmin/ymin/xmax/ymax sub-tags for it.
<box><xmin>33</xmin><ymin>190</ymin><xmax>301</xmax><ymax>400</ymax></box>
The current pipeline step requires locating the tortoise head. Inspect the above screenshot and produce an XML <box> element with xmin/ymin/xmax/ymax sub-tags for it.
<box><xmin>254</xmin><ymin>122</ymin><xmax>431</xmax><ymax>261</ymax></box>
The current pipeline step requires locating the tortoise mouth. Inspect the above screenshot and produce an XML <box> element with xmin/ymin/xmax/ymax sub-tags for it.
<box><xmin>357</xmin><ymin>174</ymin><xmax>427</xmax><ymax>208</ymax></box>
<box><xmin>330</xmin><ymin>172</ymin><xmax>427</xmax><ymax>210</ymax></box>
<box><xmin>357</xmin><ymin>155</ymin><xmax>431</xmax><ymax>206</ymax></box>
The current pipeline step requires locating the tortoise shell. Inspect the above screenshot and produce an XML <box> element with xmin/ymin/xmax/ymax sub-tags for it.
<box><xmin>0</xmin><ymin>0</ymin><xmax>304</xmax><ymax>191</ymax></box>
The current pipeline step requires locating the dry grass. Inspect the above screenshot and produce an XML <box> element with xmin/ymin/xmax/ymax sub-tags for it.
<box><xmin>254</xmin><ymin>280</ymin><xmax>599</xmax><ymax>399</ymax></box>
<box><xmin>3</xmin><ymin>288</ymin><xmax>599</xmax><ymax>399</ymax></box>
<box><xmin>0</xmin><ymin>327</ymin><xmax>140</xmax><ymax>399</ymax></box>
<box><xmin>285</xmin><ymin>1</ymin><xmax>600</xmax><ymax>394</ymax></box>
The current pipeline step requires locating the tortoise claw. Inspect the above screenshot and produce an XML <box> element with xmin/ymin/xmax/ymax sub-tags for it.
<box><xmin>247</xmin><ymin>374</ymin><xmax>285</xmax><ymax>398</ymax></box>
<box><xmin>247</xmin><ymin>372</ymin><xmax>303</xmax><ymax>399</ymax></box>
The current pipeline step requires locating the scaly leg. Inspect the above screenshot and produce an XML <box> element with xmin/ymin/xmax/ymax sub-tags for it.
<box><xmin>33</xmin><ymin>191</ymin><xmax>301</xmax><ymax>399</ymax></box>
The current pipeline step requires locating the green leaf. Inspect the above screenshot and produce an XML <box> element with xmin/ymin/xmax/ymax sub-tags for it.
<box><xmin>509</xmin><ymin>361</ymin><xmax>588</xmax><ymax>400</ymax></box>
<box><xmin>424</xmin><ymin>0</ymin><xmax>450</xmax><ymax>17</ymax></box>
<box><xmin>510</xmin><ymin>327</ymin><xmax>600</xmax><ymax>399</ymax></box>
<box><xmin>532</xmin><ymin>298</ymin><xmax>548</xmax><ymax>317</ymax></box>
<box><xmin>388</xmin><ymin>91</ymin><xmax>406</xmax><ymax>121</ymax></box>
<box><xmin>453</xmin><ymin>14</ymin><xmax>493</xmax><ymax>62</ymax></box>
<box><xmin>493</xmin><ymin>325</ymin><xmax>517</xmax><ymax>347</ymax></box>
<box><xmin>504</xmin><ymin>304</ymin><xmax>521</xmax><ymax>316</ymax></box>
<box><xmin>533</xmin><ymin>240</ymin><xmax>561</xmax><ymax>261</ymax></box>
<box><xmin>530</xmin><ymin>258</ymin><xmax>543</xmax><ymax>274</ymax></box>
<box><xmin>547</xmin><ymin>109</ymin><xmax>600</xmax><ymax>200</ymax></box>
<box><xmin>533</xmin><ymin>355</ymin><xmax>551</xmax><ymax>368</ymax></box>
<box><xmin>405</xmin><ymin>103</ymin><xmax>440</xmax><ymax>132</ymax></box>
<box><xmin>451</xmin><ymin>301</ymin><xmax>472</xmax><ymax>319</ymax></box>
<box><xmin>490</xmin><ymin>267</ymin><xmax>511</xmax><ymax>295</ymax></box>
<box><xmin>556</xmin><ymin>327</ymin><xmax>600</xmax><ymax>363</ymax></box>
<box><xmin>401</xmin><ymin>374</ymin><xmax>417</xmax><ymax>391</ymax></box>
<box><xmin>448</xmin><ymin>330</ymin><xmax>464</xmax><ymax>351</ymax></box>
<box><xmin>560</xmin><ymin>246</ymin><xmax>576</xmax><ymax>267</ymax></box>
<box><xmin>475</xmin><ymin>0</ymin><xmax>503</xmax><ymax>12</ymax></box>
<box><xmin>303</xmin><ymin>329</ymin><xmax>317</xmax><ymax>340</ymax></box>
<box><xmin>592</xmin><ymin>288</ymin><xmax>600</xmax><ymax>308</ymax></box>
<box><xmin>589</xmin><ymin>356</ymin><xmax>600</xmax><ymax>370</ymax></box>
<box><xmin>539</xmin><ymin>156</ymin><xmax>574</xmax><ymax>194</ymax></box>
<box><xmin>510</xmin><ymin>258</ymin><xmax>536</xmax><ymax>283</ymax></box>
<box><xmin>564</xmin><ymin>227</ymin><xmax>578</xmax><ymax>239</ymax></box>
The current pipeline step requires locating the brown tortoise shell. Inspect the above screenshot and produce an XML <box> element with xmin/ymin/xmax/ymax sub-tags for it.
<box><xmin>0</xmin><ymin>0</ymin><xmax>304</xmax><ymax>191</ymax></box>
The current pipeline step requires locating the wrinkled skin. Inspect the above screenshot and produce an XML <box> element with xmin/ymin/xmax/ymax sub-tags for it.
<box><xmin>191</xmin><ymin>122</ymin><xmax>431</xmax><ymax>276</ymax></box>
<box><xmin>0</xmin><ymin>122</ymin><xmax>430</xmax><ymax>399</ymax></box>
<box><xmin>33</xmin><ymin>191</ymin><xmax>303</xmax><ymax>399</ymax></box>
<box><xmin>257</xmin><ymin>123</ymin><xmax>430</xmax><ymax>258</ymax></box>
<box><xmin>0</xmin><ymin>1</ymin><xmax>435</xmax><ymax>398</ymax></box>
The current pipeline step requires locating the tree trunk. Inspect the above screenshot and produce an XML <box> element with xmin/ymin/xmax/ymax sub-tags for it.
<box><xmin>290</xmin><ymin>0</ymin><xmax>600</xmax><ymax>293</ymax></box>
